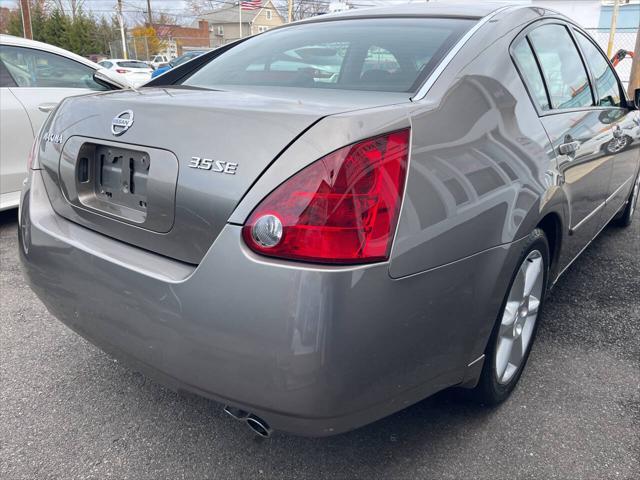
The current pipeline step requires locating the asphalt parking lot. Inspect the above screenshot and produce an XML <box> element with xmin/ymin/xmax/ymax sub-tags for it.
<box><xmin>1</xmin><ymin>208</ymin><xmax>638</xmax><ymax>480</ymax></box>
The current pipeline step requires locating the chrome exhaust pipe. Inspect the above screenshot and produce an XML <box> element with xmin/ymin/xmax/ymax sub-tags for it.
<box><xmin>246</xmin><ymin>414</ymin><xmax>272</xmax><ymax>438</ymax></box>
<box><xmin>224</xmin><ymin>406</ymin><xmax>272</xmax><ymax>437</ymax></box>
<box><xmin>224</xmin><ymin>405</ymin><xmax>249</xmax><ymax>421</ymax></box>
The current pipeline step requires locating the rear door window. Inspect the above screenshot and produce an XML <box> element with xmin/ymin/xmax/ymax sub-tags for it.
<box><xmin>574</xmin><ymin>30</ymin><xmax>622</xmax><ymax>107</ymax></box>
<box><xmin>512</xmin><ymin>38</ymin><xmax>550</xmax><ymax>111</ymax></box>
<box><xmin>528</xmin><ymin>24</ymin><xmax>593</xmax><ymax>109</ymax></box>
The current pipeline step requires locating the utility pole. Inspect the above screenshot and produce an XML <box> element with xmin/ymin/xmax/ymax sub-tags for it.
<box><xmin>288</xmin><ymin>0</ymin><xmax>293</xmax><ymax>23</ymax></box>
<box><xmin>146</xmin><ymin>0</ymin><xmax>153</xmax><ymax>26</ymax></box>
<box><xmin>606</xmin><ymin>0</ymin><xmax>620</xmax><ymax>58</ymax></box>
<box><xmin>117</xmin><ymin>0</ymin><xmax>128</xmax><ymax>59</ymax></box>
<box><xmin>19</xmin><ymin>0</ymin><xmax>32</xmax><ymax>40</ymax></box>
<box><xmin>628</xmin><ymin>28</ymin><xmax>640</xmax><ymax>98</ymax></box>
<box><xmin>239</xmin><ymin>1</ymin><xmax>242</xmax><ymax>39</ymax></box>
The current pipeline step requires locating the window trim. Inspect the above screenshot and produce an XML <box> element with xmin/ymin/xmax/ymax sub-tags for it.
<box><xmin>510</xmin><ymin>18</ymin><xmax>630</xmax><ymax>117</ymax></box>
<box><xmin>571</xmin><ymin>27</ymin><xmax>626</xmax><ymax>109</ymax></box>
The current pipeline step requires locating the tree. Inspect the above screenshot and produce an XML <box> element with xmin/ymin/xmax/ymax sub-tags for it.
<box><xmin>5</xmin><ymin>9</ymin><xmax>24</xmax><ymax>37</ymax></box>
<box><xmin>66</xmin><ymin>11</ymin><xmax>100</xmax><ymax>55</ymax></box>
<box><xmin>4</xmin><ymin>1</ymin><xmax>48</xmax><ymax>37</ymax></box>
<box><xmin>293</xmin><ymin>0</ymin><xmax>328</xmax><ymax>20</ymax></box>
<box><xmin>41</xmin><ymin>8</ymin><xmax>70</xmax><ymax>47</ymax></box>
<box><xmin>131</xmin><ymin>25</ymin><xmax>164</xmax><ymax>59</ymax></box>
<box><xmin>2</xmin><ymin>3</ymin><xmax>149</xmax><ymax>57</ymax></box>
<box><xmin>94</xmin><ymin>15</ymin><xmax>120</xmax><ymax>57</ymax></box>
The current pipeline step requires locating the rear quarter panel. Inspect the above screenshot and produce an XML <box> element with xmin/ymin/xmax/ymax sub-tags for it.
<box><xmin>389</xmin><ymin>7</ymin><xmax>562</xmax><ymax>279</ymax></box>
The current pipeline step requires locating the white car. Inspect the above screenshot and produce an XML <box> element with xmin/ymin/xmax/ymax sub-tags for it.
<box><xmin>149</xmin><ymin>54</ymin><xmax>170</xmax><ymax>69</ymax></box>
<box><xmin>98</xmin><ymin>59</ymin><xmax>153</xmax><ymax>87</ymax></box>
<box><xmin>0</xmin><ymin>35</ymin><xmax>126</xmax><ymax>211</ymax></box>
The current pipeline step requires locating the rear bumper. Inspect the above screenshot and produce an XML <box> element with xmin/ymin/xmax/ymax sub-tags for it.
<box><xmin>20</xmin><ymin>170</ymin><xmax>517</xmax><ymax>436</ymax></box>
<box><xmin>0</xmin><ymin>190</ymin><xmax>20</xmax><ymax>211</ymax></box>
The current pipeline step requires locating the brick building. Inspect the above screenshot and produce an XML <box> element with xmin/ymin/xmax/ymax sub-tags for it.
<box><xmin>152</xmin><ymin>20</ymin><xmax>211</xmax><ymax>56</ymax></box>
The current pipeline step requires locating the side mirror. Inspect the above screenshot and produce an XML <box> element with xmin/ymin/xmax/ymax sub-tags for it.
<box><xmin>93</xmin><ymin>68</ymin><xmax>131</xmax><ymax>90</ymax></box>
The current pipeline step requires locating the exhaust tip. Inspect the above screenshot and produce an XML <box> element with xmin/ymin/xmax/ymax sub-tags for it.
<box><xmin>224</xmin><ymin>405</ymin><xmax>249</xmax><ymax>421</ymax></box>
<box><xmin>246</xmin><ymin>415</ymin><xmax>272</xmax><ymax>438</ymax></box>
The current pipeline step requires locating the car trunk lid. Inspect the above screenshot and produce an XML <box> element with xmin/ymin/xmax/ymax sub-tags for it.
<box><xmin>39</xmin><ymin>87</ymin><xmax>407</xmax><ymax>264</ymax></box>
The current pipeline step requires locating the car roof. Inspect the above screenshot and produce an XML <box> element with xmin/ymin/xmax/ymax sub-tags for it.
<box><xmin>0</xmin><ymin>34</ymin><xmax>101</xmax><ymax>70</ymax></box>
<box><xmin>298</xmin><ymin>1</ymin><xmax>511</xmax><ymax>23</ymax></box>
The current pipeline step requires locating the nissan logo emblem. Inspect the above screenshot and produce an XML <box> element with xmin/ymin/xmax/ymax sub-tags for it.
<box><xmin>111</xmin><ymin>110</ymin><xmax>134</xmax><ymax>136</ymax></box>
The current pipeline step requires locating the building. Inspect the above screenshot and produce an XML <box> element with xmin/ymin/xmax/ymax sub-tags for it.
<box><xmin>523</xmin><ymin>0</ymin><xmax>639</xmax><ymax>29</ymax></box>
<box><xmin>525</xmin><ymin>1</ymin><xmax>639</xmax><ymax>84</ymax></box>
<box><xmin>203</xmin><ymin>1</ymin><xmax>286</xmax><ymax>47</ymax></box>
<box><xmin>598</xmin><ymin>0</ymin><xmax>640</xmax><ymax>30</ymax></box>
<box><xmin>152</xmin><ymin>20</ymin><xmax>211</xmax><ymax>57</ymax></box>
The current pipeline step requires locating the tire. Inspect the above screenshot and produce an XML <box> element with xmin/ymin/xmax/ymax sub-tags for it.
<box><xmin>604</xmin><ymin>135</ymin><xmax>631</xmax><ymax>154</ymax></box>
<box><xmin>471</xmin><ymin>228</ymin><xmax>550</xmax><ymax>405</ymax></box>
<box><xmin>613</xmin><ymin>172</ymin><xmax>640</xmax><ymax>228</ymax></box>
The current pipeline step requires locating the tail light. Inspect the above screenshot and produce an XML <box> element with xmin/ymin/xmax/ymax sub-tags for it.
<box><xmin>116</xmin><ymin>68</ymin><xmax>129</xmax><ymax>74</ymax></box>
<box><xmin>242</xmin><ymin>129</ymin><xmax>410</xmax><ymax>264</ymax></box>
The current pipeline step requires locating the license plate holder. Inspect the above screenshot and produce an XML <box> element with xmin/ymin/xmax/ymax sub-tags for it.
<box><xmin>58</xmin><ymin>137</ymin><xmax>178</xmax><ymax>233</ymax></box>
<box><xmin>93</xmin><ymin>145</ymin><xmax>150</xmax><ymax>214</ymax></box>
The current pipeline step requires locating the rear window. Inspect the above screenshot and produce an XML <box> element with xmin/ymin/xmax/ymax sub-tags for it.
<box><xmin>182</xmin><ymin>18</ymin><xmax>474</xmax><ymax>93</ymax></box>
<box><xmin>117</xmin><ymin>61</ymin><xmax>149</xmax><ymax>69</ymax></box>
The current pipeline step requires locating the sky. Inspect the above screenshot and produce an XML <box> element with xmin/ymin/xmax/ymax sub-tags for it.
<box><xmin>3</xmin><ymin>0</ymin><xmax>590</xmax><ymax>26</ymax></box>
<box><xmin>0</xmin><ymin>0</ymin><xmax>466</xmax><ymax>23</ymax></box>
<box><xmin>0</xmin><ymin>1</ymin><xmax>197</xmax><ymax>22</ymax></box>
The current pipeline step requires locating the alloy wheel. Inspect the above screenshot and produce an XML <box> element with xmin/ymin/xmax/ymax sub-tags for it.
<box><xmin>495</xmin><ymin>250</ymin><xmax>544</xmax><ymax>385</ymax></box>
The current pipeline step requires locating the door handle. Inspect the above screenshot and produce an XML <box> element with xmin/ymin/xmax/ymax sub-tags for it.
<box><xmin>612</xmin><ymin>125</ymin><xmax>623</xmax><ymax>138</ymax></box>
<box><xmin>38</xmin><ymin>102</ymin><xmax>57</xmax><ymax>113</ymax></box>
<box><xmin>558</xmin><ymin>140</ymin><xmax>580</xmax><ymax>155</ymax></box>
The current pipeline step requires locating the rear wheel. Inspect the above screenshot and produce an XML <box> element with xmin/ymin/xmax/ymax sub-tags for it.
<box><xmin>613</xmin><ymin>172</ymin><xmax>640</xmax><ymax>228</ymax></box>
<box><xmin>472</xmin><ymin>229</ymin><xmax>549</xmax><ymax>405</ymax></box>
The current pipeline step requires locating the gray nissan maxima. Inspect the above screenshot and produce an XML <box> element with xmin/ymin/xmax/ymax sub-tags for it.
<box><xmin>19</xmin><ymin>3</ymin><xmax>640</xmax><ymax>437</ymax></box>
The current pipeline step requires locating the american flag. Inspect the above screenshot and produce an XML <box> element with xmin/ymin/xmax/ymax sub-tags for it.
<box><xmin>240</xmin><ymin>0</ymin><xmax>261</xmax><ymax>10</ymax></box>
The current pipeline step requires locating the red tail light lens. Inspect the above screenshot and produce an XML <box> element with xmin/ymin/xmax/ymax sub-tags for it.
<box><xmin>242</xmin><ymin>129</ymin><xmax>410</xmax><ymax>264</ymax></box>
<box><xmin>116</xmin><ymin>68</ymin><xmax>129</xmax><ymax>74</ymax></box>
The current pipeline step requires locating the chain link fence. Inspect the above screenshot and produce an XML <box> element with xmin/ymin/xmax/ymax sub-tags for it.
<box><xmin>585</xmin><ymin>27</ymin><xmax>637</xmax><ymax>87</ymax></box>
<box><xmin>107</xmin><ymin>36</ymin><xmax>210</xmax><ymax>62</ymax></box>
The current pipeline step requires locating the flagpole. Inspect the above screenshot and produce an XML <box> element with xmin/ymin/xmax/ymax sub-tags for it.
<box><xmin>239</xmin><ymin>2</ymin><xmax>242</xmax><ymax>39</ymax></box>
